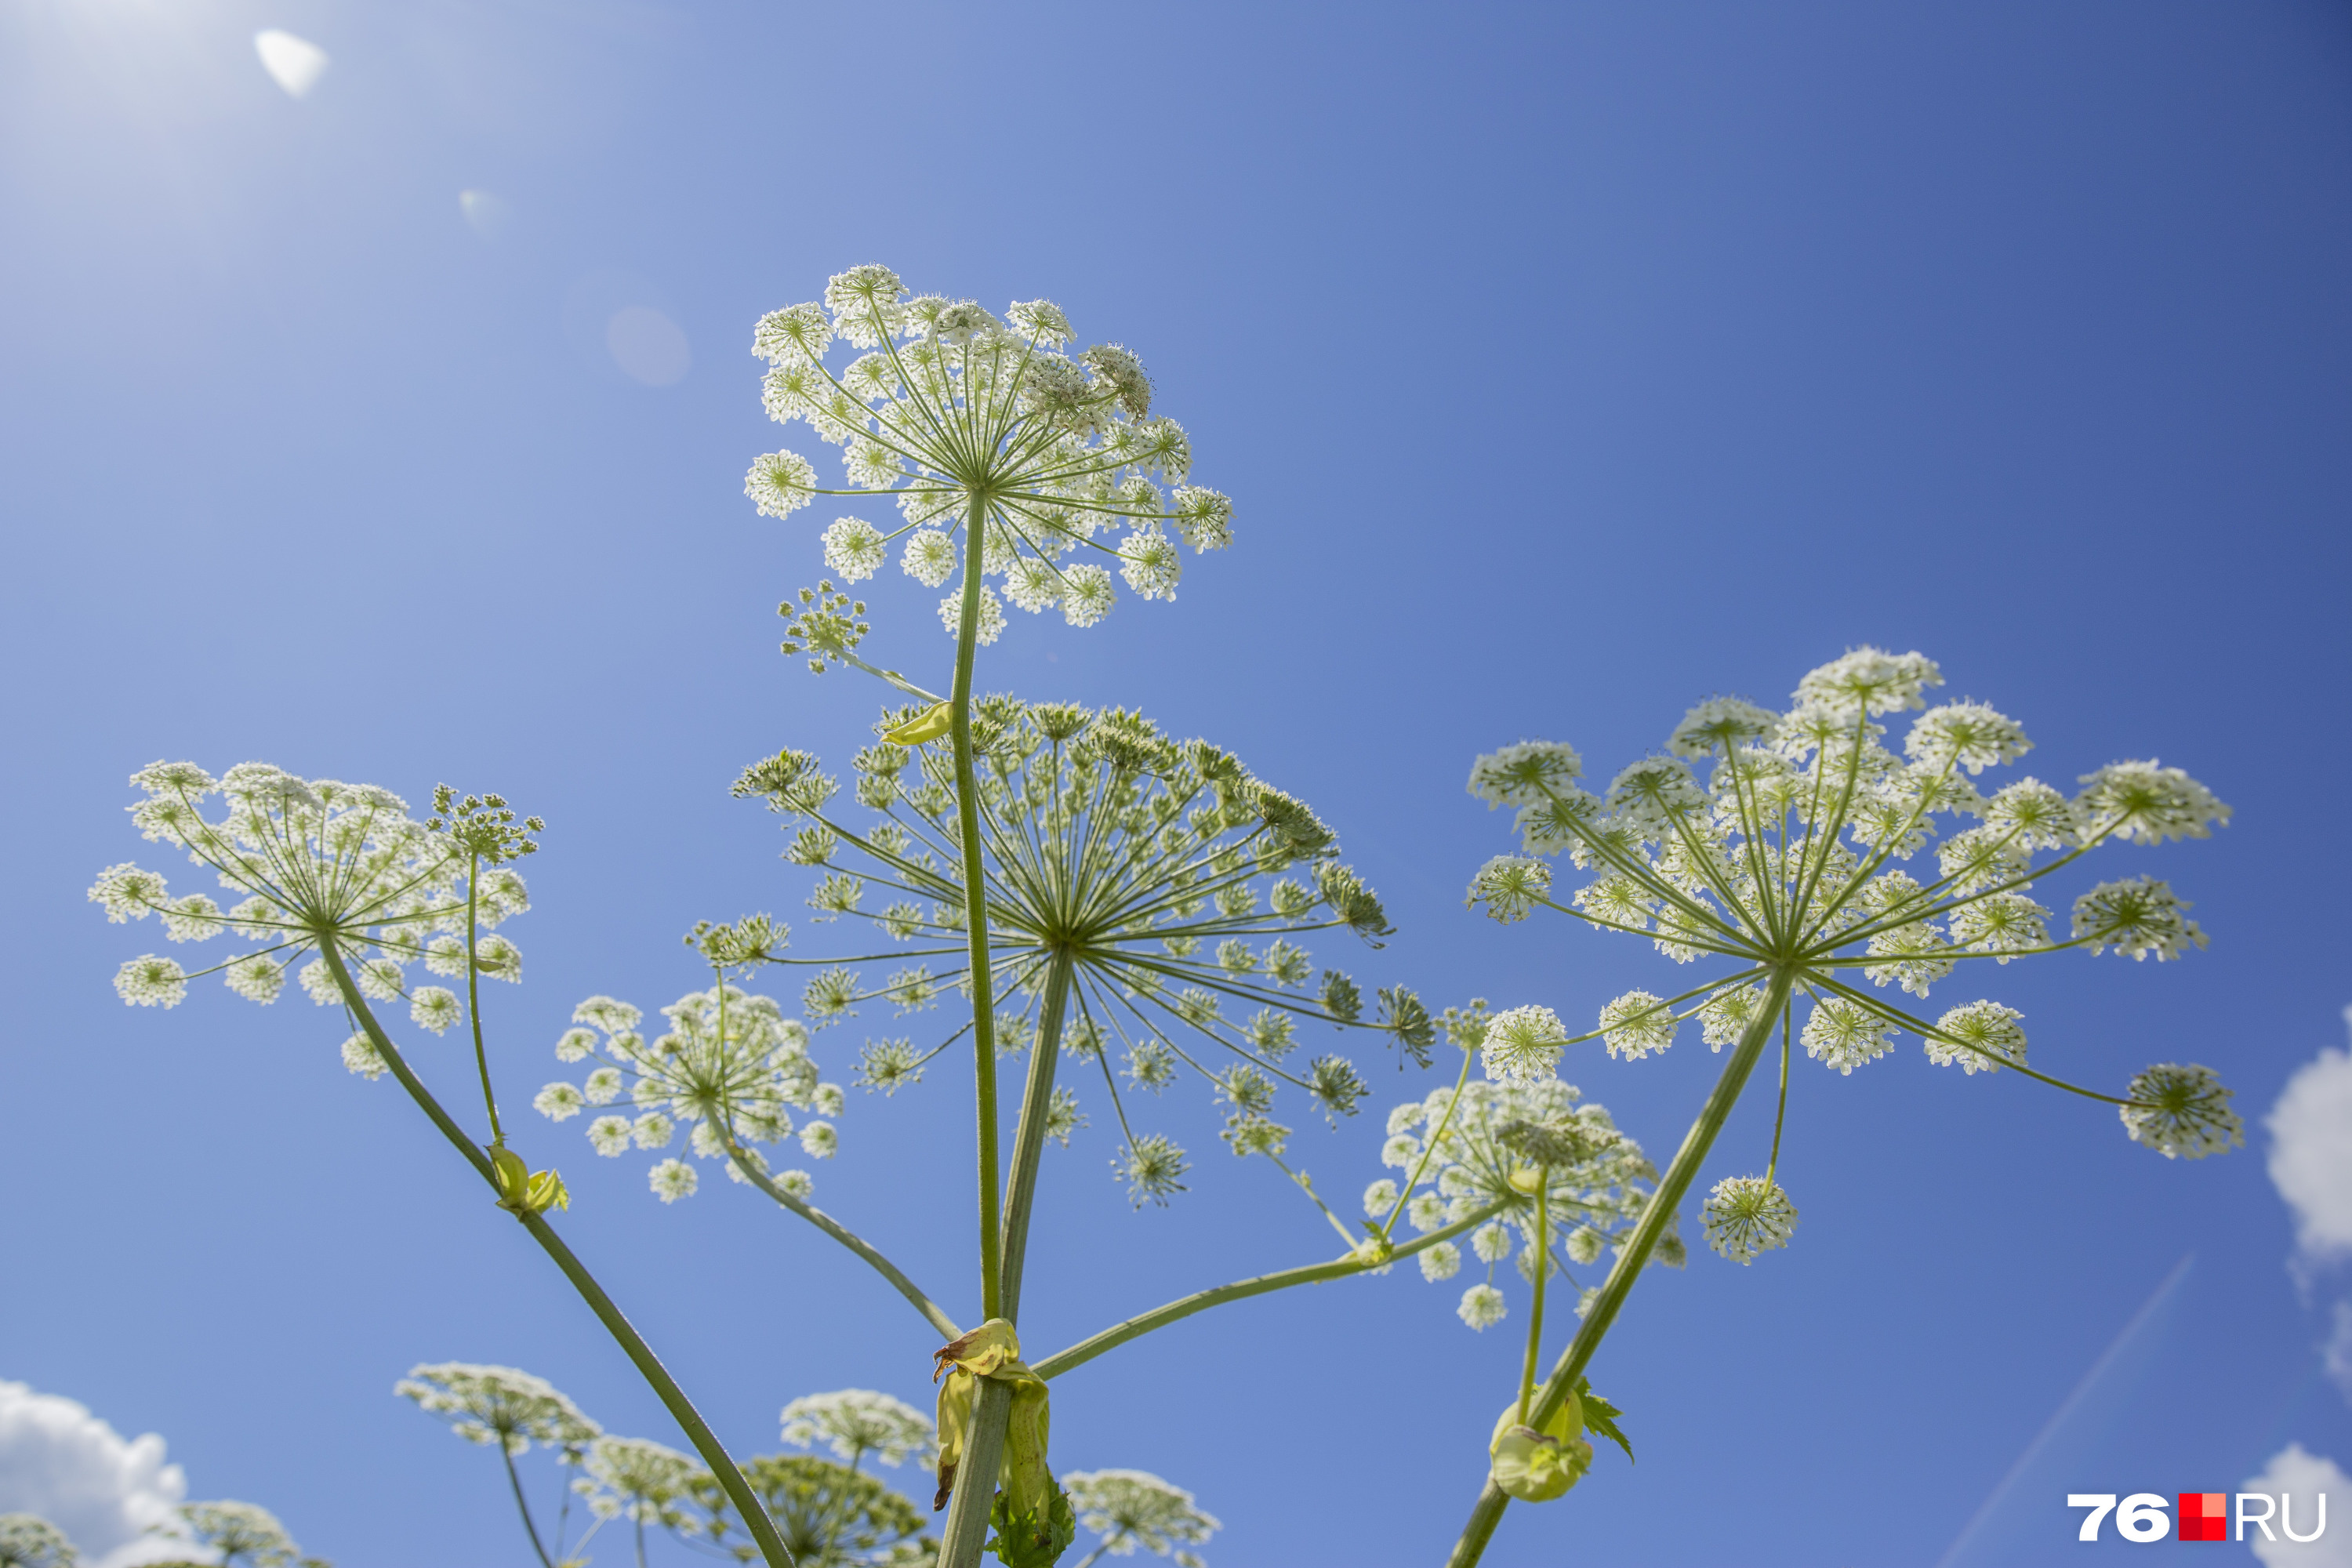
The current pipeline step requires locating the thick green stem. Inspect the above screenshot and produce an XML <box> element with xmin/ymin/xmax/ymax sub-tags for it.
<box><xmin>315</xmin><ymin>938</ymin><xmax>797</xmax><ymax>1568</ymax></box>
<box><xmin>949</xmin><ymin>492</ymin><xmax>1004</xmax><ymax>1323</ymax></box>
<box><xmin>936</xmin><ymin>1378</ymin><xmax>1010</xmax><ymax>1568</ymax></box>
<box><xmin>1444</xmin><ymin>970</ymin><xmax>1794</xmax><ymax>1568</ymax></box>
<box><xmin>1517</xmin><ymin>1167</ymin><xmax>1547</xmax><ymax>1426</ymax></box>
<box><xmin>998</xmin><ymin>952</ymin><xmax>1075</xmax><ymax>1324</ymax></box>
<box><xmin>1033</xmin><ymin>1204</ymin><xmax>1503</xmax><ymax>1381</ymax></box>
<box><xmin>940</xmin><ymin>488</ymin><xmax>1006</xmax><ymax>1568</ymax></box>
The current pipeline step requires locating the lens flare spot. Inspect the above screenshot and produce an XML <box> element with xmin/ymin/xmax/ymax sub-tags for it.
<box><xmin>254</xmin><ymin>30</ymin><xmax>330</xmax><ymax>99</ymax></box>
<box><xmin>606</xmin><ymin>307</ymin><xmax>690</xmax><ymax>387</ymax></box>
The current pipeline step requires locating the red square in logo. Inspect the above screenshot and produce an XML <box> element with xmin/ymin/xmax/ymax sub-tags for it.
<box><xmin>2179</xmin><ymin>1492</ymin><xmax>2228</xmax><ymax>1541</ymax></box>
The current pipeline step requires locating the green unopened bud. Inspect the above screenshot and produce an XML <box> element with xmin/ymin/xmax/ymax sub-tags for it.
<box><xmin>489</xmin><ymin>1145</ymin><xmax>530</xmax><ymax>1201</ymax></box>
<box><xmin>489</xmin><ymin>1145</ymin><xmax>568</xmax><ymax>1214</ymax></box>
<box><xmin>884</xmin><ymin>701</ymin><xmax>953</xmax><ymax>745</ymax></box>
<box><xmin>1489</xmin><ymin>1392</ymin><xmax>1592</xmax><ymax>1503</ymax></box>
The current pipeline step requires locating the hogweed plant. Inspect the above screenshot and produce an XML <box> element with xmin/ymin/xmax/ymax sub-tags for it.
<box><xmin>91</xmin><ymin>266</ymin><xmax>1455</xmax><ymax>1568</ymax></box>
<box><xmin>1439</xmin><ymin>647</ymin><xmax>2241</xmax><ymax>1566</ymax></box>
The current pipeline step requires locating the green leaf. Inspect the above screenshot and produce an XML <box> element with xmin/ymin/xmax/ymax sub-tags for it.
<box><xmin>1577</xmin><ymin>1377</ymin><xmax>1634</xmax><ymax>1465</ymax></box>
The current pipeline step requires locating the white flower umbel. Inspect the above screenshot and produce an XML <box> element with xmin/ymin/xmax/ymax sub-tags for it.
<box><xmin>1464</xmin><ymin>647</ymin><xmax>2241</xmax><ymax>1171</ymax></box>
<box><xmin>1439</xmin><ymin>645</ymin><xmax>2245</xmax><ymax>1565</ymax></box>
<box><xmin>397</xmin><ymin>1362</ymin><xmax>601</xmax><ymax>1457</ymax></box>
<box><xmin>779</xmin><ymin>1390</ymin><xmax>936</xmax><ymax>1470</ymax></box>
<box><xmin>751</xmin><ymin>265</ymin><xmax>1236</xmax><ymax>666</ymax></box>
<box><xmin>731</xmin><ymin>700</ymin><xmax>1430</xmax><ymax>1214</ymax></box>
<box><xmin>1367</xmin><ymin>1078</ymin><xmax>1661</xmax><ymax>1333</ymax></box>
<box><xmin>539</xmin><ymin>986</ymin><xmax>833</xmax><ymax>1193</ymax></box>
<box><xmin>1064</xmin><ymin>1469</ymin><xmax>1221</xmax><ymax>1566</ymax></box>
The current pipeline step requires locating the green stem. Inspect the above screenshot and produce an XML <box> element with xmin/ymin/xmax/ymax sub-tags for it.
<box><xmin>1378</xmin><ymin>1044</ymin><xmax>1475</xmax><ymax>1243</ymax></box>
<box><xmin>1517</xmin><ymin>1167</ymin><xmax>1548</xmax><ymax>1426</ymax></box>
<box><xmin>949</xmin><ymin>490</ymin><xmax>1004</xmax><ymax>1323</ymax></box>
<box><xmin>936</xmin><ymin>1379</ymin><xmax>1010</xmax><ymax>1568</ymax></box>
<box><xmin>939</xmin><ymin>488</ymin><xmax>1006</xmax><ymax>1568</ymax></box>
<box><xmin>464</xmin><ymin>851</ymin><xmax>503</xmax><ymax>1145</ymax></box>
<box><xmin>1033</xmin><ymin>1203</ymin><xmax>1503</xmax><ymax>1381</ymax></box>
<box><xmin>1443</xmin><ymin>969</ymin><xmax>1794</xmax><ymax>1568</ymax></box>
<box><xmin>718</xmin><ymin>1131</ymin><xmax>960</xmax><ymax>1341</ymax></box>
<box><xmin>314</xmin><ymin>938</ymin><xmax>797</xmax><ymax>1568</ymax></box>
<box><xmin>998</xmin><ymin>951</ymin><xmax>1076</xmax><ymax>1324</ymax></box>
<box><xmin>503</xmin><ymin>1446</ymin><xmax>557</xmax><ymax>1568</ymax></box>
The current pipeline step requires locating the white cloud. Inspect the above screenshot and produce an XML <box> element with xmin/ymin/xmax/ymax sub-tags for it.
<box><xmin>2244</xmin><ymin>1444</ymin><xmax>2350</xmax><ymax>1566</ymax></box>
<box><xmin>253</xmin><ymin>30</ymin><xmax>330</xmax><ymax>100</ymax></box>
<box><xmin>0</xmin><ymin>1381</ymin><xmax>188</xmax><ymax>1568</ymax></box>
<box><xmin>2268</xmin><ymin>1022</ymin><xmax>2352</xmax><ymax>1264</ymax></box>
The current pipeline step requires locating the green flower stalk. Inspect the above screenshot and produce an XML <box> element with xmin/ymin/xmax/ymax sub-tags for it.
<box><xmin>1443</xmin><ymin>647</ymin><xmax>2241</xmax><ymax>1565</ymax></box>
<box><xmin>731</xmin><ymin>697</ymin><xmax>1423</xmax><ymax>1563</ymax></box>
<box><xmin>744</xmin><ymin>264</ymin><xmax>1235</xmax><ymax>1335</ymax></box>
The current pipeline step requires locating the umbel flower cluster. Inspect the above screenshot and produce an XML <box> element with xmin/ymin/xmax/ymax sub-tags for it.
<box><xmin>746</xmin><ymin>264</ymin><xmax>1234</xmax><ymax>654</ymax></box>
<box><xmin>733</xmin><ymin>698</ymin><xmax>1429</xmax><ymax>1207</ymax></box>
<box><xmin>1465</xmin><ymin>647</ymin><xmax>2241</xmax><ymax>1267</ymax></box>
<box><xmin>88</xmin><ymin>764</ymin><xmax>529</xmax><ymax>1067</ymax></box>
<box><xmin>1365</xmin><ymin>1075</ymin><xmax>1662</xmax><ymax>1333</ymax></box>
<box><xmin>532</xmin><ymin>988</ymin><xmax>839</xmax><ymax>1206</ymax></box>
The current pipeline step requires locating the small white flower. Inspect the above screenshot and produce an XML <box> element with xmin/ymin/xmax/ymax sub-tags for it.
<box><xmin>1597</xmin><ymin>990</ymin><xmax>1676</xmax><ymax>1061</ymax></box>
<box><xmin>1482</xmin><ymin>1005</ymin><xmax>1567</xmax><ymax>1083</ymax></box>
<box><xmin>1059</xmin><ymin>563</ymin><xmax>1115</xmax><ymax>627</ymax></box>
<box><xmin>1457</xmin><ymin>1283</ymin><xmax>1508</xmax><ymax>1330</ymax></box>
<box><xmin>938</xmin><ymin>586</ymin><xmax>1005</xmax><ymax>645</ymax></box>
<box><xmin>535</xmin><ymin>1083</ymin><xmax>586</xmax><ymax>1120</ymax></box>
<box><xmin>649</xmin><ymin>1158</ymin><xmax>698</xmax><ymax>1203</ymax></box>
<box><xmin>632</xmin><ymin>1112</ymin><xmax>675</xmax><ymax>1149</ymax></box>
<box><xmin>587</xmin><ymin>1116</ymin><xmax>632</xmax><ymax>1156</ymax></box>
<box><xmin>224</xmin><ymin>954</ymin><xmax>285</xmax><ymax>1004</ymax></box>
<box><xmin>2119</xmin><ymin>1063</ymin><xmax>2241</xmax><ymax>1160</ymax></box>
<box><xmin>1801</xmin><ymin>996</ymin><xmax>1896</xmax><ymax>1076</ymax></box>
<box><xmin>1116</xmin><ymin>524</ymin><xmax>1181</xmax><ymax>601</ymax></box>
<box><xmin>411</xmin><ymin>986</ymin><xmax>463</xmax><ymax>1034</ymax></box>
<box><xmin>1927</xmin><ymin>1001</ymin><xmax>2027</xmax><ymax>1074</ymax></box>
<box><xmin>2072</xmin><ymin>877</ymin><xmax>2207</xmax><ymax>961</ymax></box>
<box><xmin>1702</xmin><ymin>1175</ymin><xmax>1798</xmax><ymax>1264</ymax></box>
<box><xmin>1467</xmin><ymin>742</ymin><xmax>1584</xmax><ymax>808</ymax></box>
<box><xmin>114</xmin><ymin>955</ymin><xmax>187</xmax><ymax>1007</ymax></box>
<box><xmin>1472</xmin><ymin>1221</ymin><xmax>1514</xmax><ymax>1264</ymax></box>
<box><xmin>341</xmin><ymin>1031</ymin><xmax>390</xmax><ymax>1080</ymax></box>
<box><xmin>1418</xmin><ymin>1241</ymin><xmax>1462</xmax><ymax>1282</ymax></box>
<box><xmin>745</xmin><ymin>450</ymin><xmax>817</xmax><ymax>517</ymax></box>
<box><xmin>821</xmin><ymin>517</ymin><xmax>887</xmax><ymax>582</ymax></box>
<box><xmin>798</xmin><ymin>1120</ymin><xmax>837</xmax><ymax>1159</ymax></box>
<box><xmin>1362</xmin><ymin>1178</ymin><xmax>1400</xmax><ymax>1218</ymax></box>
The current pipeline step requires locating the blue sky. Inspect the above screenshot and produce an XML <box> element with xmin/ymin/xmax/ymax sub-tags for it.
<box><xmin>3</xmin><ymin>2</ymin><xmax>2350</xmax><ymax>1564</ymax></box>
